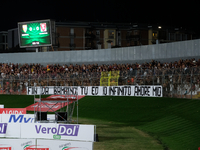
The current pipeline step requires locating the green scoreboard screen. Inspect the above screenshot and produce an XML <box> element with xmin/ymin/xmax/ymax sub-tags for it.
<box><xmin>18</xmin><ymin>19</ymin><xmax>52</xmax><ymax>47</ymax></box>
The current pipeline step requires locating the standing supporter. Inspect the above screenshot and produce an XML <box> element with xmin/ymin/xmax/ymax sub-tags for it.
<box><xmin>47</xmin><ymin>64</ymin><xmax>50</xmax><ymax>72</ymax></box>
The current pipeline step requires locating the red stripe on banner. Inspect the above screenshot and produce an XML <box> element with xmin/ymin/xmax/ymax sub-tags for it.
<box><xmin>25</xmin><ymin>95</ymin><xmax>85</xmax><ymax>112</ymax></box>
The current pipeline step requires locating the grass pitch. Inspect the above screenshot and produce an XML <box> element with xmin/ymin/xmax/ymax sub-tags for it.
<box><xmin>1</xmin><ymin>95</ymin><xmax>200</xmax><ymax>150</ymax></box>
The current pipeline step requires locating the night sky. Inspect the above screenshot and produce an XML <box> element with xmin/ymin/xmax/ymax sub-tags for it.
<box><xmin>1</xmin><ymin>0</ymin><xmax>200</xmax><ymax>35</ymax></box>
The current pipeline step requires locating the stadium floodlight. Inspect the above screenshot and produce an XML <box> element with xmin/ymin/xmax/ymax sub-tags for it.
<box><xmin>18</xmin><ymin>19</ymin><xmax>52</xmax><ymax>48</ymax></box>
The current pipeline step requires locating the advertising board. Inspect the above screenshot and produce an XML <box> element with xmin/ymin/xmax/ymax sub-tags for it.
<box><xmin>0</xmin><ymin>123</ymin><xmax>20</xmax><ymax>138</ymax></box>
<box><xmin>1</xmin><ymin>114</ymin><xmax>35</xmax><ymax>124</ymax></box>
<box><xmin>0</xmin><ymin>139</ymin><xmax>35</xmax><ymax>150</ymax></box>
<box><xmin>21</xmin><ymin>123</ymin><xmax>94</xmax><ymax>141</ymax></box>
<box><xmin>37</xmin><ymin>139</ymin><xmax>93</xmax><ymax>150</ymax></box>
<box><xmin>0</xmin><ymin>123</ymin><xmax>94</xmax><ymax>141</ymax></box>
<box><xmin>0</xmin><ymin>108</ymin><xmax>26</xmax><ymax>114</ymax></box>
<box><xmin>0</xmin><ymin>114</ymin><xmax>55</xmax><ymax>124</ymax></box>
<box><xmin>0</xmin><ymin>139</ymin><xmax>92</xmax><ymax>150</ymax></box>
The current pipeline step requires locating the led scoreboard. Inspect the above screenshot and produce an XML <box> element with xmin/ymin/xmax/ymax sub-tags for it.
<box><xmin>18</xmin><ymin>19</ymin><xmax>52</xmax><ymax>47</ymax></box>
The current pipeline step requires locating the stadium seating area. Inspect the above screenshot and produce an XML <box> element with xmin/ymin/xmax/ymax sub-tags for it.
<box><xmin>0</xmin><ymin>58</ymin><xmax>200</xmax><ymax>97</ymax></box>
<box><xmin>0</xmin><ymin>58</ymin><xmax>199</xmax><ymax>79</ymax></box>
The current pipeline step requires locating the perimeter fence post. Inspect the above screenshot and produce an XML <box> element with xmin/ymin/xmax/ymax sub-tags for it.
<box><xmin>47</xmin><ymin>76</ymin><xmax>49</xmax><ymax>86</ymax></box>
<box><xmin>153</xmin><ymin>73</ymin><xmax>155</xmax><ymax>85</ymax></box>
<box><xmin>2</xmin><ymin>78</ymin><xmax>4</xmax><ymax>94</ymax></box>
<box><xmin>38</xmin><ymin>77</ymin><xmax>39</xmax><ymax>88</ymax></box>
<box><xmin>126</xmin><ymin>73</ymin><xmax>128</xmax><ymax>85</ymax></box>
<box><xmin>181</xmin><ymin>72</ymin><xmax>183</xmax><ymax>98</ymax></box>
<box><xmin>11</xmin><ymin>78</ymin><xmax>13</xmax><ymax>95</ymax></box>
<box><xmin>153</xmin><ymin>68</ymin><xmax>155</xmax><ymax>85</ymax></box>
<box><xmin>19</xmin><ymin>79</ymin><xmax>21</xmax><ymax>95</ymax></box>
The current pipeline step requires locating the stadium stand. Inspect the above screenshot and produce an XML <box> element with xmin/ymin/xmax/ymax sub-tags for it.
<box><xmin>0</xmin><ymin>58</ymin><xmax>200</xmax><ymax>99</ymax></box>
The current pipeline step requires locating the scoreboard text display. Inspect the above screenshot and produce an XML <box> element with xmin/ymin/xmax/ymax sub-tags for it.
<box><xmin>18</xmin><ymin>20</ymin><xmax>52</xmax><ymax>47</ymax></box>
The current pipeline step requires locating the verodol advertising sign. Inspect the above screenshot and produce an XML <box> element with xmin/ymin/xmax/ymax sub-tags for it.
<box><xmin>21</xmin><ymin>123</ymin><xmax>95</xmax><ymax>141</ymax></box>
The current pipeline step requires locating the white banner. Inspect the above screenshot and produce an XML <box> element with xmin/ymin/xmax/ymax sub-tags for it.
<box><xmin>37</xmin><ymin>139</ymin><xmax>93</xmax><ymax>150</ymax></box>
<box><xmin>0</xmin><ymin>139</ymin><xmax>36</xmax><ymax>150</ymax></box>
<box><xmin>27</xmin><ymin>85</ymin><xmax>162</xmax><ymax>97</ymax></box>
<box><xmin>0</xmin><ymin>105</ymin><xmax>4</xmax><ymax>108</ymax></box>
<box><xmin>21</xmin><ymin>123</ymin><xmax>94</xmax><ymax>141</ymax></box>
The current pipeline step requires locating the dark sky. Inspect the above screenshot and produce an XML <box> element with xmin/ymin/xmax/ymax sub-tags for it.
<box><xmin>1</xmin><ymin>0</ymin><xmax>200</xmax><ymax>34</ymax></box>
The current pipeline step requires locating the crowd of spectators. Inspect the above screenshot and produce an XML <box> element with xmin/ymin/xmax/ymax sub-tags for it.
<box><xmin>0</xmin><ymin>58</ymin><xmax>200</xmax><ymax>79</ymax></box>
<box><xmin>0</xmin><ymin>58</ymin><xmax>200</xmax><ymax>96</ymax></box>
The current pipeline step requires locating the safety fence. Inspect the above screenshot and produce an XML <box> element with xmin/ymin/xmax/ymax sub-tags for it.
<box><xmin>0</xmin><ymin>67</ymin><xmax>200</xmax><ymax>99</ymax></box>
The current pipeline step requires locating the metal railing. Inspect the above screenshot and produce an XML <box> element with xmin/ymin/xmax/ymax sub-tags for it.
<box><xmin>1</xmin><ymin>66</ymin><xmax>200</xmax><ymax>99</ymax></box>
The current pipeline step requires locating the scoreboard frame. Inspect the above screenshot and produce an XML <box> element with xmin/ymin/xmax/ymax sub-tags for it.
<box><xmin>18</xmin><ymin>19</ymin><xmax>52</xmax><ymax>48</ymax></box>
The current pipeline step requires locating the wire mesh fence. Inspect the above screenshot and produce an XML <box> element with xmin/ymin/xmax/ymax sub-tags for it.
<box><xmin>1</xmin><ymin>66</ymin><xmax>200</xmax><ymax>99</ymax></box>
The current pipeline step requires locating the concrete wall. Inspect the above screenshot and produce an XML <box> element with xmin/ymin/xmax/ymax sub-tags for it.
<box><xmin>1</xmin><ymin>39</ymin><xmax>200</xmax><ymax>65</ymax></box>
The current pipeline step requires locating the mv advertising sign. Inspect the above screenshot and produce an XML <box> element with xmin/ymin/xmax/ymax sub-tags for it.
<box><xmin>0</xmin><ymin>114</ymin><xmax>55</xmax><ymax>124</ymax></box>
<box><xmin>1</xmin><ymin>114</ymin><xmax>35</xmax><ymax>124</ymax></box>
